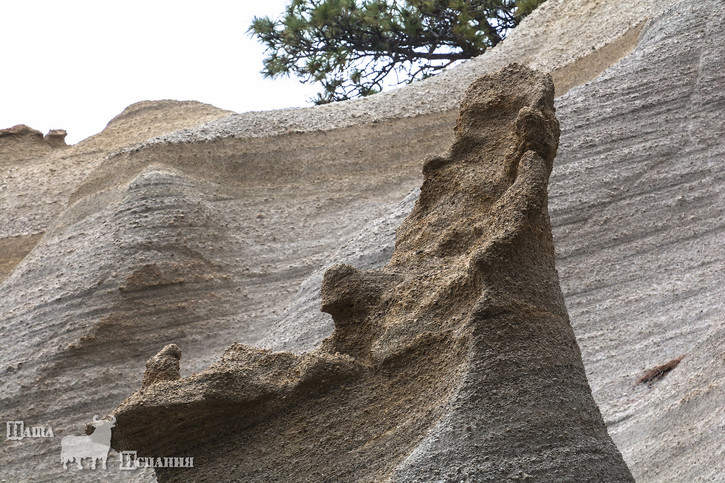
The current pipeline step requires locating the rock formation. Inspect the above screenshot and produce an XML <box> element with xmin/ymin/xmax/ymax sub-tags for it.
<box><xmin>141</xmin><ymin>344</ymin><xmax>182</xmax><ymax>389</ymax></box>
<box><xmin>1</xmin><ymin>0</ymin><xmax>722</xmax><ymax>481</ymax></box>
<box><xmin>0</xmin><ymin>124</ymin><xmax>66</xmax><ymax>161</ymax></box>
<box><xmin>43</xmin><ymin>129</ymin><xmax>68</xmax><ymax>148</ymax></box>
<box><xmin>108</xmin><ymin>64</ymin><xmax>632</xmax><ymax>481</ymax></box>
<box><xmin>259</xmin><ymin>2</ymin><xmax>725</xmax><ymax>481</ymax></box>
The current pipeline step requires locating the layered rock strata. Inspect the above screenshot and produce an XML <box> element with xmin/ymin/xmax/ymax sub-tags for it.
<box><xmin>110</xmin><ymin>64</ymin><xmax>632</xmax><ymax>482</ymax></box>
<box><xmin>2</xmin><ymin>0</ymin><xmax>722</xmax><ymax>481</ymax></box>
<box><xmin>0</xmin><ymin>7</ymin><xmax>653</xmax><ymax>482</ymax></box>
<box><xmin>259</xmin><ymin>2</ymin><xmax>725</xmax><ymax>480</ymax></box>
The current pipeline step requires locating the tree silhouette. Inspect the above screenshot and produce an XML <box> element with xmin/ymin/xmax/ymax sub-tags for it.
<box><xmin>250</xmin><ymin>0</ymin><xmax>546</xmax><ymax>103</ymax></box>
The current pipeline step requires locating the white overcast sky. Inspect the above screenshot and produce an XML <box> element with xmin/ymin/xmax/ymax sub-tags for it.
<box><xmin>0</xmin><ymin>0</ymin><xmax>319</xmax><ymax>144</ymax></box>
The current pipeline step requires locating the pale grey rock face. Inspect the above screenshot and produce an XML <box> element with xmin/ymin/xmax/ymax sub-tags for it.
<box><xmin>551</xmin><ymin>1</ymin><xmax>725</xmax><ymax>480</ymax></box>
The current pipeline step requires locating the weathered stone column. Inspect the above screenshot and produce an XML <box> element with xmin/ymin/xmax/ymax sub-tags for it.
<box><xmin>110</xmin><ymin>64</ymin><xmax>632</xmax><ymax>482</ymax></box>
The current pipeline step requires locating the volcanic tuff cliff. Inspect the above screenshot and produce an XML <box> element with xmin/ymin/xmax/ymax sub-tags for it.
<box><xmin>1</xmin><ymin>0</ymin><xmax>723</xmax><ymax>481</ymax></box>
<box><xmin>109</xmin><ymin>64</ymin><xmax>633</xmax><ymax>481</ymax></box>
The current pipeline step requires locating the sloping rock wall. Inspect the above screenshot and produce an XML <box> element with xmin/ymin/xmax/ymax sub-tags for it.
<box><xmin>0</xmin><ymin>100</ymin><xmax>232</xmax><ymax>284</ymax></box>
<box><xmin>552</xmin><ymin>1</ymin><xmax>725</xmax><ymax>480</ymax></box>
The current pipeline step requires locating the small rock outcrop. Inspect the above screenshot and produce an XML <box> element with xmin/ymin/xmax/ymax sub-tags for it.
<box><xmin>0</xmin><ymin>124</ymin><xmax>67</xmax><ymax>162</ymax></box>
<box><xmin>0</xmin><ymin>124</ymin><xmax>45</xmax><ymax>139</ymax></box>
<box><xmin>43</xmin><ymin>128</ymin><xmax>67</xmax><ymax>148</ymax></box>
<box><xmin>142</xmin><ymin>344</ymin><xmax>182</xmax><ymax>388</ymax></box>
<box><xmin>0</xmin><ymin>124</ymin><xmax>49</xmax><ymax>160</ymax></box>
<box><xmin>0</xmin><ymin>124</ymin><xmax>67</xmax><ymax>147</ymax></box>
<box><xmin>109</xmin><ymin>64</ymin><xmax>632</xmax><ymax>481</ymax></box>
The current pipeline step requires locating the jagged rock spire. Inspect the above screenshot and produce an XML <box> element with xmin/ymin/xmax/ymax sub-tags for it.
<box><xmin>110</xmin><ymin>64</ymin><xmax>632</xmax><ymax>481</ymax></box>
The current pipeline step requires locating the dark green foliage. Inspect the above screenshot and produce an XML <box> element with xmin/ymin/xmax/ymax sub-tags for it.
<box><xmin>250</xmin><ymin>0</ymin><xmax>546</xmax><ymax>104</ymax></box>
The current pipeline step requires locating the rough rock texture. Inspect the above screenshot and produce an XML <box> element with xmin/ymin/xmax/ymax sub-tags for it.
<box><xmin>142</xmin><ymin>344</ymin><xmax>182</xmax><ymax>389</ymax></box>
<box><xmin>258</xmin><ymin>188</ymin><xmax>421</xmax><ymax>354</ymax></box>
<box><xmin>551</xmin><ymin>2</ymin><xmax>725</xmax><ymax>480</ymax></box>
<box><xmin>44</xmin><ymin>129</ymin><xmax>68</xmax><ymax>148</ymax></box>
<box><xmin>110</xmin><ymin>65</ymin><xmax>632</xmax><ymax>481</ymax></box>
<box><xmin>261</xmin><ymin>1</ymin><xmax>725</xmax><ymax>482</ymax></box>
<box><xmin>0</xmin><ymin>124</ymin><xmax>65</xmax><ymax>162</ymax></box>
<box><xmin>1</xmin><ymin>0</ymin><xmax>723</xmax><ymax>481</ymax></box>
<box><xmin>0</xmin><ymin>100</ymin><xmax>235</xmax><ymax>482</ymax></box>
<box><xmin>0</xmin><ymin>103</ymin><xmax>450</xmax><ymax>481</ymax></box>
<box><xmin>0</xmin><ymin>100</ymin><xmax>233</xmax><ymax>285</ymax></box>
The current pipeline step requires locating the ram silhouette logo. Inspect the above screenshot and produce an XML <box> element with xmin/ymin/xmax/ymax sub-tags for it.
<box><xmin>60</xmin><ymin>415</ymin><xmax>116</xmax><ymax>470</ymax></box>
